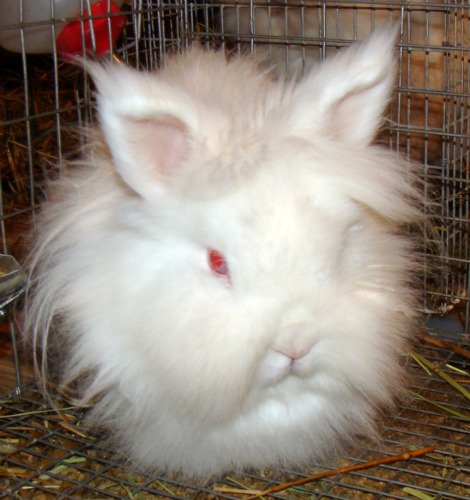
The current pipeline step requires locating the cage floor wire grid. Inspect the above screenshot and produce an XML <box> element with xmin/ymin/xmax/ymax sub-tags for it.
<box><xmin>1</xmin><ymin>341</ymin><xmax>469</xmax><ymax>499</ymax></box>
<box><xmin>1</xmin><ymin>1</ymin><xmax>470</xmax><ymax>499</ymax></box>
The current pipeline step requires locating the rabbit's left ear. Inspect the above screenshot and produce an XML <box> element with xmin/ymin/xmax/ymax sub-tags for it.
<box><xmin>291</xmin><ymin>26</ymin><xmax>397</xmax><ymax>147</ymax></box>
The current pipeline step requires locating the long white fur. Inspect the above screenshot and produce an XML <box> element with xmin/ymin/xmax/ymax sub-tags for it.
<box><xmin>25</xmin><ymin>28</ymin><xmax>423</xmax><ymax>477</ymax></box>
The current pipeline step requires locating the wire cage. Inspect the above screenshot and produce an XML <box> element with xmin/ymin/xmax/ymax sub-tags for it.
<box><xmin>0</xmin><ymin>1</ymin><xmax>469</xmax><ymax>498</ymax></box>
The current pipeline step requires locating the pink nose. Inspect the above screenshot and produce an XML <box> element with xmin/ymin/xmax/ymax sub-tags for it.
<box><xmin>278</xmin><ymin>342</ymin><xmax>311</xmax><ymax>361</ymax></box>
<box><xmin>274</xmin><ymin>323</ymin><xmax>316</xmax><ymax>362</ymax></box>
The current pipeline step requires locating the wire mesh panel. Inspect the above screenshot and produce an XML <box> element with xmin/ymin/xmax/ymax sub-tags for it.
<box><xmin>0</xmin><ymin>1</ymin><xmax>469</xmax><ymax>499</ymax></box>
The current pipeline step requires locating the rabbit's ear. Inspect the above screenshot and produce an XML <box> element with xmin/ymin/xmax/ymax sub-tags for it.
<box><xmin>85</xmin><ymin>62</ymin><xmax>193</xmax><ymax>200</ymax></box>
<box><xmin>292</xmin><ymin>26</ymin><xmax>397</xmax><ymax>147</ymax></box>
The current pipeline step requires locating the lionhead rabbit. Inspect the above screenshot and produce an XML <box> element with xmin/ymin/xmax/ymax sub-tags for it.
<box><xmin>25</xmin><ymin>28</ymin><xmax>423</xmax><ymax>477</ymax></box>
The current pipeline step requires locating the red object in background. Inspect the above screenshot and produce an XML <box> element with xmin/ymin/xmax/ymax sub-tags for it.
<box><xmin>56</xmin><ymin>0</ymin><xmax>127</xmax><ymax>58</ymax></box>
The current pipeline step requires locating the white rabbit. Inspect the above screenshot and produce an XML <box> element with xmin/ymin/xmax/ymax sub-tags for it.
<box><xmin>221</xmin><ymin>0</ymin><xmax>450</xmax><ymax>164</ymax></box>
<box><xmin>25</xmin><ymin>28</ymin><xmax>423</xmax><ymax>477</ymax></box>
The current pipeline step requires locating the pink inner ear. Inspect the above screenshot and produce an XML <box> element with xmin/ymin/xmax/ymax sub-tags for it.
<box><xmin>128</xmin><ymin>115</ymin><xmax>190</xmax><ymax>179</ymax></box>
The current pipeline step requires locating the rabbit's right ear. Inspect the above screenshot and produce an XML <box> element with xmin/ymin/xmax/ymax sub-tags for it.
<box><xmin>85</xmin><ymin>62</ymin><xmax>194</xmax><ymax>201</ymax></box>
<box><xmin>290</xmin><ymin>26</ymin><xmax>398</xmax><ymax>147</ymax></box>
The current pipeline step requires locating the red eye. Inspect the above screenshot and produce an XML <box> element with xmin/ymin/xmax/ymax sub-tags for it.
<box><xmin>208</xmin><ymin>249</ymin><xmax>229</xmax><ymax>277</ymax></box>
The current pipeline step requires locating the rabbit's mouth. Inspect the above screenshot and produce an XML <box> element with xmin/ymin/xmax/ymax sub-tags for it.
<box><xmin>256</xmin><ymin>346</ymin><xmax>315</xmax><ymax>388</ymax></box>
